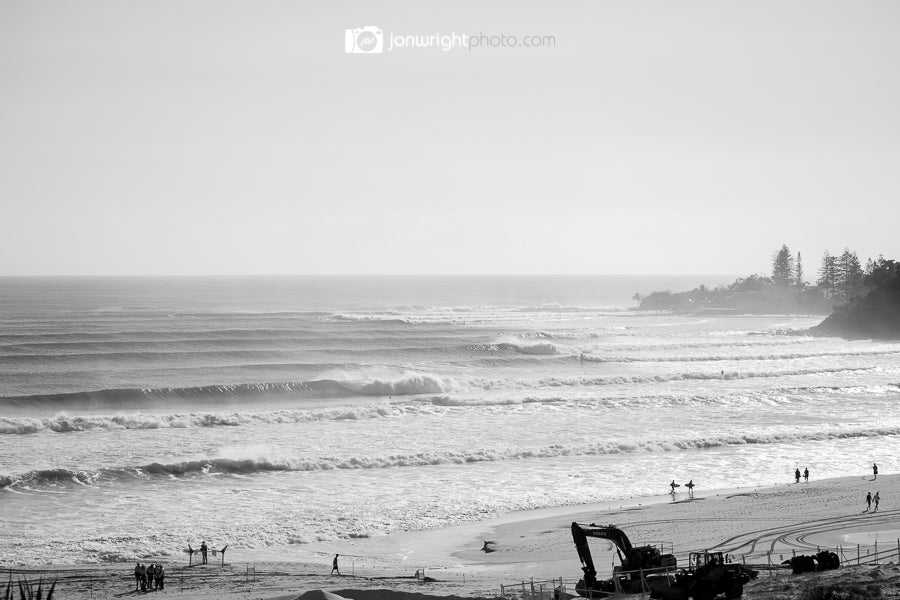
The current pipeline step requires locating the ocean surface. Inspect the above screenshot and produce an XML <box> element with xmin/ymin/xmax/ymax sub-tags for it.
<box><xmin>2</xmin><ymin>276</ymin><xmax>899</xmax><ymax>567</ymax></box>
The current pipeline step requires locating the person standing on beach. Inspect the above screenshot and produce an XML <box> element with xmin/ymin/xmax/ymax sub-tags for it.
<box><xmin>134</xmin><ymin>562</ymin><xmax>142</xmax><ymax>591</ymax></box>
<box><xmin>873</xmin><ymin>463</ymin><xmax>879</xmax><ymax>480</ymax></box>
<box><xmin>865</xmin><ymin>491</ymin><xmax>872</xmax><ymax>512</ymax></box>
<box><xmin>874</xmin><ymin>492</ymin><xmax>881</xmax><ymax>512</ymax></box>
<box><xmin>795</xmin><ymin>468</ymin><xmax>801</xmax><ymax>483</ymax></box>
<box><xmin>332</xmin><ymin>554</ymin><xmax>340</xmax><ymax>575</ymax></box>
<box><xmin>803</xmin><ymin>468</ymin><xmax>809</xmax><ymax>483</ymax></box>
<box><xmin>200</xmin><ymin>540</ymin><xmax>208</xmax><ymax>564</ymax></box>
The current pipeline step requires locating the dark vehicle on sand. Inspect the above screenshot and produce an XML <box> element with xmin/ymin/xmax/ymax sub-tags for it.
<box><xmin>652</xmin><ymin>551</ymin><xmax>755</xmax><ymax>600</ymax></box>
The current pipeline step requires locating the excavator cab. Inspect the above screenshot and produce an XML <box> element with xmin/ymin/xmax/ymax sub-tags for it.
<box><xmin>690</xmin><ymin>552</ymin><xmax>724</xmax><ymax>569</ymax></box>
<box><xmin>667</xmin><ymin>552</ymin><xmax>751</xmax><ymax>600</ymax></box>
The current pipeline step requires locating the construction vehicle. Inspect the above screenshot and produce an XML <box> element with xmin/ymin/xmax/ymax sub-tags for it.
<box><xmin>572</xmin><ymin>522</ymin><xmax>677</xmax><ymax>597</ymax></box>
<box><xmin>782</xmin><ymin>550</ymin><xmax>840</xmax><ymax>574</ymax></box>
<box><xmin>654</xmin><ymin>551</ymin><xmax>754</xmax><ymax>600</ymax></box>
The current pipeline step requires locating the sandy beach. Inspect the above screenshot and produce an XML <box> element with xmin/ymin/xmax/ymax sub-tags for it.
<box><xmin>8</xmin><ymin>472</ymin><xmax>900</xmax><ymax>600</ymax></box>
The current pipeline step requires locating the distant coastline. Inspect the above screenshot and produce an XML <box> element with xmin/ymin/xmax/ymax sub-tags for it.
<box><xmin>634</xmin><ymin>251</ymin><xmax>900</xmax><ymax>340</ymax></box>
<box><xmin>634</xmin><ymin>274</ymin><xmax>833</xmax><ymax>315</ymax></box>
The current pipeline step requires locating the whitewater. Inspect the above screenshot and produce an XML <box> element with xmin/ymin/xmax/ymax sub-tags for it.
<box><xmin>2</xmin><ymin>276</ymin><xmax>899</xmax><ymax>566</ymax></box>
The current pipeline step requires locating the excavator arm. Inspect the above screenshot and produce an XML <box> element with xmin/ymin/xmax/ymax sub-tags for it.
<box><xmin>571</xmin><ymin>522</ymin><xmax>635</xmax><ymax>589</ymax></box>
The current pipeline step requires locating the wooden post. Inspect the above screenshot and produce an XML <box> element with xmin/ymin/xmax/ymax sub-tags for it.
<box><xmin>876</xmin><ymin>541</ymin><xmax>879</xmax><ymax>564</ymax></box>
<box><xmin>858</xmin><ymin>544</ymin><xmax>860</xmax><ymax>565</ymax></box>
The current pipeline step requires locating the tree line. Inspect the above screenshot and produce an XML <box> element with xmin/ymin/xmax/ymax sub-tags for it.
<box><xmin>771</xmin><ymin>244</ymin><xmax>896</xmax><ymax>305</ymax></box>
<box><xmin>635</xmin><ymin>247</ymin><xmax>896</xmax><ymax>313</ymax></box>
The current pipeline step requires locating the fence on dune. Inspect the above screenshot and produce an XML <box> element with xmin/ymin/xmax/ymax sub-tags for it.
<box><xmin>0</xmin><ymin>562</ymin><xmax>498</xmax><ymax>599</ymax></box>
<box><xmin>498</xmin><ymin>540</ymin><xmax>900</xmax><ymax>600</ymax></box>
<box><xmin>741</xmin><ymin>538</ymin><xmax>900</xmax><ymax>574</ymax></box>
<box><xmin>5</xmin><ymin>539</ymin><xmax>900</xmax><ymax>600</ymax></box>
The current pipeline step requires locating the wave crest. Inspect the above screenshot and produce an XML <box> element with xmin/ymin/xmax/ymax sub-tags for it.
<box><xmin>6</xmin><ymin>425</ymin><xmax>900</xmax><ymax>489</ymax></box>
<box><xmin>0</xmin><ymin>371</ymin><xmax>454</xmax><ymax>411</ymax></box>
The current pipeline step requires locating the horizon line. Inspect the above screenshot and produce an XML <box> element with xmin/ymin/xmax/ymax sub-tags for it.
<box><xmin>0</xmin><ymin>272</ymin><xmax>745</xmax><ymax>278</ymax></box>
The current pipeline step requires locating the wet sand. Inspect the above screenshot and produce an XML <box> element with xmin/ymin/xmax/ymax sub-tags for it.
<box><xmin>8</xmin><ymin>473</ymin><xmax>898</xmax><ymax>599</ymax></box>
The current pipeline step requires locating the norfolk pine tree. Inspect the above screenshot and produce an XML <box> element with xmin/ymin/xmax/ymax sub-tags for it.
<box><xmin>771</xmin><ymin>245</ymin><xmax>795</xmax><ymax>287</ymax></box>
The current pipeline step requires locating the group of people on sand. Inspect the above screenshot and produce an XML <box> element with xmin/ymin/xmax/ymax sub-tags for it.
<box><xmin>133</xmin><ymin>562</ymin><xmax>165</xmax><ymax>592</ymax></box>
<box><xmin>861</xmin><ymin>464</ymin><xmax>882</xmax><ymax>512</ymax></box>
<box><xmin>669</xmin><ymin>479</ymin><xmax>696</xmax><ymax>497</ymax></box>
<box><xmin>794</xmin><ymin>467</ymin><xmax>810</xmax><ymax>483</ymax></box>
<box><xmin>865</xmin><ymin>491</ymin><xmax>881</xmax><ymax>513</ymax></box>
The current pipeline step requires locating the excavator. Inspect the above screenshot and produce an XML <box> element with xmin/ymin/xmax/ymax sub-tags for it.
<box><xmin>572</xmin><ymin>522</ymin><xmax>677</xmax><ymax>597</ymax></box>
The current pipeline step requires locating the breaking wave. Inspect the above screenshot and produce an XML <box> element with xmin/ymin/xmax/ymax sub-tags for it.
<box><xmin>580</xmin><ymin>349</ymin><xmax>900</xmax><ymax>364</ymax></box>
<box><xmin>6</xmin><ymin>425</ymin><xmax>900</xmax><ymax>489</ymax></box>
<box><xmin>0</xmin><ymin>371</ymin><xmax>454</xmax><ymax>410</ymax></box>
<box><xmin>4</xmin><ymin>383</ymin><xmax>898</xmax><ymax>434</ymax></box>
<box><xmin>471</xmin><ymin>341</ymin><xmax>560</xmax><ymax>355</ymax></box>
<box><xmin>471</xmin><ymin>366</ymin><xmax>878</xmax><ymax>390</ymax></box>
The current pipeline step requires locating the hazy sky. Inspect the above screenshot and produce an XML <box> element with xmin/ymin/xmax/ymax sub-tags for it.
<box><xmin>1</xmin><ymin>1</ymin><xmax>898</xmax><ymax>276</ymax></box>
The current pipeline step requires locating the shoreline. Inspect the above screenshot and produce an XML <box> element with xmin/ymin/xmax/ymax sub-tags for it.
<box><xmin>7</xmin><ymin>473</ymin><xmax>898</xmax><ymax>599</ymax></box>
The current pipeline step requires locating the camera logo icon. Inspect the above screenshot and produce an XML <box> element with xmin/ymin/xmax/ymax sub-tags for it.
<box><xmin>345</xmin><ymin>26</ymin><xmax>384</xmax><ymax>54</ymax></box>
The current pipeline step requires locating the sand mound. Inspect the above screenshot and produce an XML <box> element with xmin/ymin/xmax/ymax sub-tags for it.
<box><xmin>298</xmin><ymin>591</ymin><xmax>355</xmax><ymax>600</ymax></box>
<box><xmin>333</xmin><ymin>589</ymin><xmax>490</xmax><ymax>600</ymax></box>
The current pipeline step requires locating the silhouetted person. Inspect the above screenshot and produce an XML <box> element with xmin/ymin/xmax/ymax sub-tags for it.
<box><xmin>795</xmin><ymin>468</ymin><xmax>801</xmax><ymax>484</ymax></box>
<box><xmin>134</xmin><ymin>562</ymin><xmax>142</xmax><ymax>591</ymax></box>
<box><xmin>874</xmin><ymin>491</ymin><xmax>881</xmax><ymax>512</ymax></box>
<box><xmin>331</xmin><ymin>554</ymin><xmax>340</xmax><ymax>575</ymax></box>
<box><xmin>865</xmin><ymin>491</ymin><xmax>872</xmax><ymax>512</ymax></box>
<box><xmin>669</xmin><ymin>480</ymin><xmax>678</xmax><ymax>494</ymax></box>
<box><xmin>873</xmin><ymin>463</ymin><xmax>878</xmax><ymax>480</ymax></box>
<box><xmin>685</xmin><ymin>480</ymin><xmax>695</xmax><ymax>497</ymax></box>
<box><xmin>803</xmin><ymin>468</ymin><xmax>809</xmax><ymax>483</ymax></box>
<box><xmin>200</xmin><ymin>540</ymin><xmax>208</xmax><ymax>564</ymax></box>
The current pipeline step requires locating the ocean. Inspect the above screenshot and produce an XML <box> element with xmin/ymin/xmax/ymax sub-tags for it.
<box><xmin>2</xmin><ymin>276</ymin><xmax>899</xmax><ymax>567</ymax></box>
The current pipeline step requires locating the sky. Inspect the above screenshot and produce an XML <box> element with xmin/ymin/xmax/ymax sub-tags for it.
<box><xmin>1</xmin><ymin>0</ymin><xmax>899</xmax><ymax>276</ymax></box>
